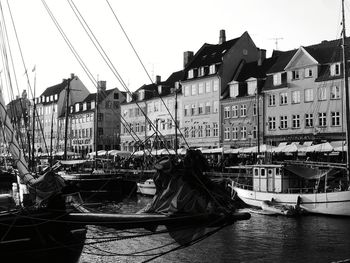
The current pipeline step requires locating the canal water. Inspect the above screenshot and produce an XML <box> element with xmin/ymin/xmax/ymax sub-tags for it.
<box><xmin>79</xmin><ymin>196</ymin><xmax>350</xmax><ymax>263</ymax></box>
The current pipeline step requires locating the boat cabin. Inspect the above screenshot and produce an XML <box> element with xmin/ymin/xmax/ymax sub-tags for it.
<box><xmin>252</xmin><ymin>164</ymin><xmax>284</xmax><ymax>193</ymax></box>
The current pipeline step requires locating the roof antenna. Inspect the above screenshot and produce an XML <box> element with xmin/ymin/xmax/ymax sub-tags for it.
<box><xmin>269</xmin><ymin>37</ymin><xmax>284</xmax><ymax>50</ymax></box>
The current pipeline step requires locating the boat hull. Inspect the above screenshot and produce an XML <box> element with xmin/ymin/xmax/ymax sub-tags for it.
<box><xmin>0</xmin><ymin>210</ymin><xmax>86</xmax><ymax>263</ymax></box>
<box><xmin>233</xmin><ymin>186</ymin><xmax>350</xmax><ymax>216</ymax></box>
<box><xmin>137</xmin><ymin>183</ymin><xmax>156</xmax><ymax>196</ymax></box>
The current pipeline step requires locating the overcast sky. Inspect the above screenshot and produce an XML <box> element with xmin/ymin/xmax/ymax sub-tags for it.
<box><xmin>0</xmin><ymin>0</ymin><xmax>347</xmax><ymax>103</ymax></box>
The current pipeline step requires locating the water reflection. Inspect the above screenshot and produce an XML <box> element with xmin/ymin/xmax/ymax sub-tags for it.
<box><xmin>80</xmin><ymin>196</ymin><xmax>350</xmax><ymax>263</ymax></box>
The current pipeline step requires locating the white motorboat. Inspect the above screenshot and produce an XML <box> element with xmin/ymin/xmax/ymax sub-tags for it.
<box><xmin>231</xmin><ymin>163</ymin><xmax>350</xmax><ymax>216</ymax></box>
<box><xmin>137</xmin><ymin>179</ymin><xmax>156</xmax><ymax>196</ymax></box>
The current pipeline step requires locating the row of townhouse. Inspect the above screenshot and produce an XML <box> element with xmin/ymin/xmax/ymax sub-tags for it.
<box><xmin>9</xmin><ymin>74</ymin><xmax>126</xmax><ymax>156</ymax></box>
<box><xmin>121</xmin><ymin>30</ymin><xmax>349</xmax><ymax>151</ymax></box>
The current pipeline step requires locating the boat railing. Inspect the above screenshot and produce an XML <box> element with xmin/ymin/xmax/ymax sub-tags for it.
<box><xmin>286</xmin><ymin>187</ymin><xmax>315</xmax><ymax>194</ymax></box>
<box><xmin>230</xmin><ymin>181</ymin><xmax>253</xmax><ymax>190</ymax></box>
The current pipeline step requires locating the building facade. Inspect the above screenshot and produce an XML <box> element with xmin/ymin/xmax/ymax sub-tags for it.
<box><xmin>180</xmin><ymin>30</ymin><xmax>259</xmax><ymax>148</ymax></box>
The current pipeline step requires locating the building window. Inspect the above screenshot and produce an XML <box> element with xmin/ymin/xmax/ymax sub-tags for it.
<box><xmin>184</xmin><ymin>105</ymin><xmax>189</xmax><ymax>116</ymax></box>
<box><xmin>98</xmin><ymin>113</ymin><xmax>103</xmax><ymax>121</ymax></box>
<box><xmin>188</xmin><ymin>69</ymin><xmax>194</xmax><ymax>79</ymax></box>
<box><xmin>280</xmin><ymin>116</ymin><xmax>288</xmax><ymax>129</ymax></box>
<box><xmin>98</xmin><ymin>128</ymin><xmax>103</xmax><ymax>136</ymax></box>
<box><xmin>213</xmin><ymin>123</ymin><xmax>218</xmax><ymax>136</ymax></box>
<box><xmin>184</xmin><ymin>128</ymin><xmax>189</xmax><ymax>138</ymax></box>
<box><xmin>330</xmin><ymin>63</ymin><xmax>341</xmax><ymax>76</ymax></box>
<box><xmin>241</xmin><ymin>126</ymin><xmax>247</xmax><ymax>140</ymax></box>
<box><xmin>213</xmin><ymin>80</ymin><xmax>219</xmax><ymax>91</ymax></box>
<box><xmin>305</xmin><ymin>68</ymin><xmax>313</xmax><ymax>78</ymax></box>
<box><xmin>205</xmin><ymin>102</ymin><xmax>211</xmax><ymax>114</ymax></box>
<box><xmin>273</xmin><ymin>73</ymin><xmax>281</xmax><ymax>86</ymax></box>
<box><xmin>253</xmin><ymin>103</ymin><xmax>257</xmax><ymax>116</ymax></box>
<box><xmin>318</xmin><ymin>112</ymin><xmax>327</xmax><ymax>127</ymax></box>
<box><xmin>209</xmin><ymin>64</ymin><xmax>216</xmax><ymax>74</ymax></box>
<box><xmin>292</xmin><ymin>70</ymin><xmax>300</xmax><ymax>80</ymax></box>
<box><xmin>229</xmin><ymin>83</ymin><xmax>239</xmax><ymax>97</ymax></box>
<box><xmin>224</xmin><ymin>106</ymin><xmax>230</xmax><ymax>118</ymax></box>
<box><xmin>232</xmin><ymin>105</ymin><xmax>238</xmax><ymax>118</ymax></box>
<box><xmin>184</xmin><ymin>86</ymin><xmax>190</xmax><ymax>96</ymax></box>
<box><xmin>280</xmin><ymin>92</ymin><xmax>288</xmax><ymax>105</ymax></box>
<box><xmin>268</xmin><ymin>117</ymin><xmax>276</xmax><ymax>130</ymax></box>
<box><xmin>198</xmin><ymin>83</ymin><xmax>204</xmax><ymax>94</ymax></box>
<box><xmin>213</xmin><ymin>101</ymin><xmax>219</xmax><ymax>113</ymax></box>
<box><xmin>232</xmin><ymin>127</ymin><xmax>238</xmax><ymax>140</ymax></box>
<box><xmin>224</xmin><ymin>127</ymin><xmax>230</xmax><ymax>140</ymax></box>
<box><xmin>191</xmin><ymin>84</ymin><xmax>197</xmax><ymax>96</ymax></box>
<box><xmin>292</xmin><ymin>115</ymin><xmax>300</xmax><ymax>128</ymax></box>
<box><xmin>205</xmin><ymin>81</ymin><xmax>211</xmax><ymax>93</ymax></box>
<box><xmin>304</xmin><ymin>88</ymin><xmax>314</xmax><ymax>102</ymax></box>
<box><xmin>198</xmin><ymin>67</ymin><xmax>205</xmax><ymax>77</ymax></box>
<box><xmin>191</xmin><ymin>104</ymin><xmax>196</xmax><ymax>115</ymax></box>
<box><xmin>330</xmin><ymin>86</ymin><xmax>340</xmax><ymax>99</ymax></box>
<box><xmin>191</xmin><ymin>126</ymin><xmax>196</xmax><ymax>137</ymax></box>
<box><xmin>331</xmin><ymin>112</ymin><xmax>341</xmax><ymax>126</ymax></box>
<box><xmin>205</xmin><ymin>124</ymin><xmax>211</xmax><ymax>137</ymax></box>
<box><xmin>198</xmin><ymin>125</ymin><xmax>203</xmax><ymax>137</ymax></box>
<box><xmin>292</xmin><ymin>91</ymin><xmax>300</xmax><ymax>104</ymax></box>
<box><xmin>247</xmin><ymin>80</ymin><xmax>257</xmax><ymax>95</ymax></box>
<box><xmin>135</xmin><ymin>123</ymin><xmax>140</xmax><ymax>133</ymax></box>
<box><xmin>305</xmin><ymin>113</ymin><xmax>314</xmax><ymax>128</ymax></box>
<box><xmin>318</xmin><ymin>87</ymin><xmax>327</xmax><ymax>101</ymax></box>
<box><xmin>253</xmin><ymin>126</ymin><xmax>257</xmax><ymax>139</ymax></box>
<box><xmin>240</xmin><ymin>104</ymin><xmax>247</xmax><ymax>117</ymax></box>
<box><xmin>198</xmin><ymin>103</ymin><xmax>204</xmax><ymax>114</ymax></box>
<box><xmin>268</xmin><ymin>94</ymin><xmax>276</xmax><ymax>106</ymax></box>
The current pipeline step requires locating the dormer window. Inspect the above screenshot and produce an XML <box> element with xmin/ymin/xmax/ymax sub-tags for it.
<box><xmin>41</xmin><ymin>96</ymin><xmax>44</xmax><ymax>103</ymax></box>
<box><xmin>139</xmin><ymin>90</ymin><xmax>145</xmax><ymax>100</ymax></box>
<box><xmin>330</xmin><ymin>63</ymin><xmax>341</xmax><ymax>76</ymax></box>
<box><xmin>305</xmin><ymin>68</ymin><xmax>313</xmax><ymax>78</ymax></box>
<box><xmin>247</xmin><ymin>80</ymin><xmax>257</xmax><ymax>95</ymax></box>
<box><xmin>209</xmin><ymin>64</ymin><xmax>216</xmax><ymax>74</ymax></box>
<box><xmin>229</xmin><ymin>83</ymin><xmax>239</xmax><ymax>98</ymax></box>
<box><xmin>70</xmin><ymin>106</ymin><xmax>74</xmax><ymax>113</ymax></box>
<box><xmin>91</xmin><ymin>101</ymin><xmax>95</xmax><ymax>109</ymax></box>
<box><xmin>198</xmin><ymin>67</ymin><xmax>205</xmax><ymax>77</ymax></box>
<box><xmin>75</xmin><ymin>103</ymin><xmax>79</xmax><ymax>112</ymax></box>
<box><xmin>157</xmin><ymin>85</ymin><xmax>162</xmax><ymax>94</ymax></box>
<box><xmin>292</xmin><ymin>70</ymin><xmax>300</xmax><ymax>80</ymax></box>
<box><xmin>273</xmin><ymin>73</ymin><xmax>282</xmax><ymax>86</ymax></box>
<box><xmin>126</xmin><ymin>93</ymin><xmax>132</xmax><ymax>102</ymax></box>
<box><xmin>50</xmin><ymin>95</ymin><xmax>53</xmax><ymax>101</ymax></box>
<box><xmin>46</xmin><ymin>96</ymin><xmax>49</xmax><ymax>102</ymax></box>
<box><xmin>83</xmin><ymin>102</ymin><xmax>87</xmax><ymax>111</ymax></box>
<box><xmin>188</xmin><ymin>69</ymin><xmax>194</xmax><ymax>79</ymax></box>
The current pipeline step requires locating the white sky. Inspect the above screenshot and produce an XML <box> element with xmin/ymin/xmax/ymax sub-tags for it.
<box><xmin>1</xmin><ymin>0</ymin><xmax>348</xmax><ymax>103</ymax></box>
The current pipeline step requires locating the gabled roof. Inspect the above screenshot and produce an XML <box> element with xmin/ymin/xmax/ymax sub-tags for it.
<box><xmin>185</xmin><ymin>37</ymin><xmax>240</xmax><ymax>69</ymax></box>
<box><xmin>40</xmin><ymin>79</ymin><xmax>68</xmax><ymax>97</ymax></box>
<box><xmin>83</xmin><ymin>89</ymin><xmax>115</xmax><ymax>103</ymax></box>
<box><xmin>266</xmin><ymin>50</ymin><xmax>297</xmax><ymax>74</ymax></box>
<box><xmin>234</xmin><ymin>56</ymin><xmax>279</xmax><ymax>82</ymax></box>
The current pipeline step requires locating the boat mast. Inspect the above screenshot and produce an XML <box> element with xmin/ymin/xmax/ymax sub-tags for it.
<box><xmin>64</xmin><ymin>78</ymin><xmax>71</xmax><ymax>161</ymax></box>
<box><xmin>342</xmin><ymin>0</ymin><xmax>350</xmax><ymax>181</ymax></box>
<box><xmin>31</xmin><ymin>73</ymin><xmax>36</xmax><ymax>170</ymax></box>
<box><xmin>95</xmin><ymin>81</ymin><xmax>99</xmax><ymax>170</ymax></box>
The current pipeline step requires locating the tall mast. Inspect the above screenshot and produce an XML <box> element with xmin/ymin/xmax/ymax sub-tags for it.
<box><xmin>342</xmin><ymin>0</ymin><xmax>350</xmax><ymax>181</ymax></box>
<box><xmin>64</xmin><ymin>77</ymin><xmax>71</xmax><ymax>161</ymax></box>
<box><xmin>174</xmin><ymin>82</ymin><xmax>179</xmax><ymax>156</ymax></box>
<box><xmin>31</xmin><ymin>72</ymin><xmax>36</xmax><ymax>170</ymax></box>
<box><xmin>95</xmin><ymin>81</ymin><xmax>99</xmax><ymax>170</ymax></box>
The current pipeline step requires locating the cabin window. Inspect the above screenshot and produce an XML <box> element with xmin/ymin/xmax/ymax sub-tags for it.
<box><xmin>276</xmin><ymin>168</ymin><xmax>281</xmax><ymax>177</ymax></box>
<box><xmin>254</xmin><ymin>168</ymin><xmax>259</xmax><ymax>177</ymax></box>
<box><xmin>260</xmin><ymin>168</ymin><xmax>266</xmax><ymax>177</ymax></box>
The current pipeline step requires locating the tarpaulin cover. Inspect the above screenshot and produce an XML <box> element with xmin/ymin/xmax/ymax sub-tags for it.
<box><xmin>284</xmin><ymin>165</ymin><xmax>337</xmax><ymax>180</ymax></box>
<box><xmin>141</xmin><ymin>150</ymin><xmax>235</xmax><ymax>244</ymax></box>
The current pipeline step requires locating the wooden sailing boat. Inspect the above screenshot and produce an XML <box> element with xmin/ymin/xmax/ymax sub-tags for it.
<box><xmin>232</xmin><ymin>0</ymin><xmax>350</xmax><ymax>216</ymax></box>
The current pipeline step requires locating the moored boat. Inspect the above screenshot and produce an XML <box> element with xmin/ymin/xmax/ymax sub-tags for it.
<box><xmin>137</xmin><ymin>178</ymin><xmax>156</xmax><ymax>196</ymax></box>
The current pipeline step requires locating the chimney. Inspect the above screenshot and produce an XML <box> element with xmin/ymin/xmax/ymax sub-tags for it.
<box><xmin>70</xmin><ymin>73</ymin><xmax>75</xmax><ymax>79</ymax></box>
<box><xmin>98</xmin><ymin>80</ymin><xmax>106</xmax><ymax>91</ymax></box>
<box><xmin>22</xmin><ymin>89</ymin><xmax>27</xmax><ymax>99</ymax></box>
<box><xmin>155</xmin><ymin>75</ymin><xmax>161</xmax><ymax>84</ymax></box>
<box><xmin>219</xmin><ymin>29</ymin><xmax>226</xmax><ymax>44</ymax></box>
<box><xmin>183</xmin><ymin>51</ymin><xmax>194</xmax><ymax>68</ymax></box>
<box><xmin>258</xmin><ymin>49</ymin><xmax>266</xmax><ymax>66</ymax></box>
